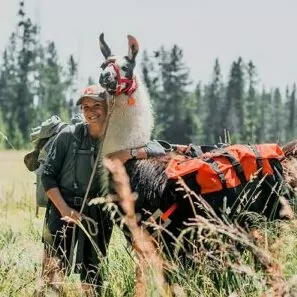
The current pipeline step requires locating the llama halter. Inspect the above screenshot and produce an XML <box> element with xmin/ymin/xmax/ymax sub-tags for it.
<box><xmin>101</xmin><ymin>60</ymin><xmax>138</xmax><ymax>98</ymax></box>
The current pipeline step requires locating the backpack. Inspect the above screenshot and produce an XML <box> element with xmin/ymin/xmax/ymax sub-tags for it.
<box><xmin>165</xmin><ymin>143</ymin><xmax>291</xmax><ymax>221</ymax></box>
<box><xmin>24</xmin><ymin>115</ymin><xmax>84</xmax><ymax>216</ymax></box>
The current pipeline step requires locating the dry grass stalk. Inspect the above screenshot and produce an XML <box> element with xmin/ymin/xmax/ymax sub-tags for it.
<box><xmin>177</xmin><ymin>177</ymin><xmax>289</xmax><ymax>297</ymax></box>
<box><xmin>33</xmin><ymin>252</ymin><xmax>65</xmax><ymax>296</ymax></box>
<box><xmin>104</xmin><ymin>158</ymin><xmax>170</xmax><ymax>297</ymax></box>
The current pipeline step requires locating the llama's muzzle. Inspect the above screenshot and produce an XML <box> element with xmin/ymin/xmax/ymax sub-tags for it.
<box><xmin>99</xmin><ymin>69</ymin><xmax>117</xmax><ymax>93</ymax></box>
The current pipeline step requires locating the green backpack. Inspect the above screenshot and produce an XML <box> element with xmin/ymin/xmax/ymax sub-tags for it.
<box><xmin>24</xmin><ymin>115</ymin><xmax>83</xmax><ymax>216</ymax></box>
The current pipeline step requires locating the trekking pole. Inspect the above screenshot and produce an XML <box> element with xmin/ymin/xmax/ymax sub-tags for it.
<box><xmin>69</xmin><ymin>95</ymin><xmax>116</xmax><ymax>267</ymax></box>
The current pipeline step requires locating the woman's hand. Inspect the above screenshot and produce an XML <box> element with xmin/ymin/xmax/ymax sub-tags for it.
<box><xmin>60</xmin><ymin>206</ymin><xmax>81</xmax><ymax>223</ymax></box>
<box><xmin>46</xmin><ymin>187</ymin><xmax>81</xmax><ymax>223</ymax></box>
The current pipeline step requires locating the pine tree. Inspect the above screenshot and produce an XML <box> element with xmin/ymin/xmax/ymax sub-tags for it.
<box><xmin>256</xmin><ymin>89</ymin><xmax>269</xmax><ymax>142</ymax></box>
<box><xmin>0</xmin><ymin>33</ymin><xmax>22</xmax><ymax>148</ymax></box>
<box><xmin>271</xmin><ymin>88</ymin><xmax>285</xmax><ymax>142</ymax></box>
<box><xmin>0</xmin><ymin>109</ymin><xmax>8</xmax><ymax>149</ymax></box>
<box><xmin>190</xmin><ymin>82</ymin><xmax>204</xmax><ymax>143</ymax></box>
<box><xmin>65</xmin><ymin>55</ymin><xmax>79</xmax><ymax>118</ymax></box>
<box><xmin>141</xmin><ymin>50</ymin><xmax>163</xmax><ymax>137</ymax></box>
<box><xmin>222</xmin><ymin>57</ymin><xmax>245</xmax><ymax>143</ymax></box>
<box><xmin>204</xmin><ymin>58</ymin><xmax>225</xmax><ymax>144</ymax></box>
<box><xmin>287</xmin><ymin>84</ymin><xmax>296</xmax><ymax>141</ymax></box>
<box><xmin>244</xmin><ymin>61</ymin><xmax>259</xmax><ymax>143</ymax></box>
<box><xmin>15</xmin><ymin>1</ymin><xmax>38</xmax><ymax>144</ymax></box>
<box><xmin>87</xmin><ymin>76</ymin><xmax>95</xmax><ymax>85</ymax></box>
<box><xmin>194</xmin><ymin>82</ymin><xmax>203</xmax><ymax>119</ymax></box>
<box><xmin>154</xmin><ymin>45</ymin><xmax>198</xmax><ymax>143</ymax></box>
<box><xmin>35</xmin><ymin>41</ymin><xmax>69</xmax><ymax>121</ymax></box>
<box><xmin>0</xmin><ymin>0</ymin><xmax>81</xmax><ymax>148</ymax></box>
<box><xmin>0</xmin><ymin>38</ymin><xmax>18</xmax><ymax>117</ymax></box>
<box><xmin>141</xmin><ymin>50</ymin><xmax>160</xmax><ymax>99</ymax></box>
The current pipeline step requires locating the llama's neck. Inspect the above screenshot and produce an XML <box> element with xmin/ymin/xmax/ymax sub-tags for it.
<box><xmin>102</xmin><ymin>76</ymin><xmax>154</xmax><ymax>155</ymax></box>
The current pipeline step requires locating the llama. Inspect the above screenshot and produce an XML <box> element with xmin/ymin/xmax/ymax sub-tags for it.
<box><xmin>97</xmin><ymin>33</ymin><xmax>295</xmax><ymax>258</ymax></box>
<box><xmin>98</xmin><ymin>33</ymin><xmax>154</xmax><ymax>156</ymax></box>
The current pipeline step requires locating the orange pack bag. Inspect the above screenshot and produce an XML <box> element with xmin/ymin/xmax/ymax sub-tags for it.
<box><xmin>165</xmin><ymin>144</ymin><xmax>285</xmax><ymax>194</ymax></box>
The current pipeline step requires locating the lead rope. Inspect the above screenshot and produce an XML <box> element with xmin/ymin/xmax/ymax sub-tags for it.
<box><xmin>69</xmin><ymin>94</ymin><xmax>116</xmax><ymax>266</ymax></box>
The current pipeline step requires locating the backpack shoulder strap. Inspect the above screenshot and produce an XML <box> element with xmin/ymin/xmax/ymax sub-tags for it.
<box><xmin>69</xmin><ymin>122</ymin><xmax>87</xmax><ymax>191</ymax></box>
<box><xmin>70</xmin><ymin>122</ymin><xmax>86</xmax><ymax>149</ymax></box>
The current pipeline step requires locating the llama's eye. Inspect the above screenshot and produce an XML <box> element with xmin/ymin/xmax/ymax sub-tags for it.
<box><xmin>122</xmin><ymin>66</ymin><xmax>129</xmax><ymax>71</ymax></box>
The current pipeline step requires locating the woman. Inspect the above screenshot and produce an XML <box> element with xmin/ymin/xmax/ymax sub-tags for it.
<box><xmin>41</xmin><ymin>84</ymin><xmax>165</xmax><ymax>295</ymax></box>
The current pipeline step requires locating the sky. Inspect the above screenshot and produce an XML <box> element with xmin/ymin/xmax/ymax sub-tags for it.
<box><xmin>0</xmin><ymin>0</ymin><xmax>296</xmax><ymax>91</ymax></box>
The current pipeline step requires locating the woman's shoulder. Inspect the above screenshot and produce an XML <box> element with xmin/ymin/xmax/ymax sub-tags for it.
<box><xmin>53</xmin><ymin>122</ymin><xmax>85</xmax><ymax>147</ymax></box>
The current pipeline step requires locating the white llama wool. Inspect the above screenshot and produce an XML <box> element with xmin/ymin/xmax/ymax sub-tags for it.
<box><xmin>98</xmin><ymin>34</ymin><xmax>154</xmax><ymax>156</ymax></box>
<box><xmin>102</xmin><ymin>75</ymin><xmax>154</xmax><ymax>156</ymax></box>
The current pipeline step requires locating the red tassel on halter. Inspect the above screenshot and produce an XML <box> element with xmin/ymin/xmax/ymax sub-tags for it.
<box><xmin>127</xmin><ymin>79</ymin><xmax>137</xmax><ymax>106</ymax></box>
<box><xmin>128</xmin><ymin>96</ymin><xmax>136</xmax><ymax>106</ymax></box>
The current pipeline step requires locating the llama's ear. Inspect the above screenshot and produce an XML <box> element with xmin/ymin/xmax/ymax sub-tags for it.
<box><xmin>127</xmin><ymin>35</ymin><xmax>139</xmax><ymax>62</ymax></box>
<box><xmin>99</xmin><ymin>33</ymin><xmax>112</xmax><ymax>59</ymax></box>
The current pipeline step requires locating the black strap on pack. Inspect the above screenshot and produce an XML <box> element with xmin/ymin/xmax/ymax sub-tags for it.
<box><xmin>219</xmin><ymin>149</ymin><xmax>247</xmax><ymax>186</ymax></box>
<box><xmin>206</xmin><ymin>157</ymin><xmax>227</xmax><ymax>190</ymax></box>
<box><xmin>248</xmin><ymin>145</ymin><xmax>263</xmax><ymax>178</ymax></box>
<box><xmin>156</xmin><ymin>140</ymin><xmax>218</xmax><ymax>157</ymax></box>
<box><xmin>204</xmin><ymin>147</ymin><xmax>247</xmax><ymax>190</ymax></box>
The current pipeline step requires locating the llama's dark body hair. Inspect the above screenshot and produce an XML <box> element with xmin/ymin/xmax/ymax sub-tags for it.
<box><xmin>282</xmin><ymin>140</ymin><xmax>297</xmax><ymax>158</ymax></box>
<box><xmin>124</xmin><ymin>157</ymin><xmax>197</xmax><ymax>254</ymax></box>
<box><xmin>125</xmin><ymin>158</ymin><xmax>169</xmax><ymax>210</ymax></box>
<box><xmin>282</xmin><ymin>140</ymin><xmax>297</xmax><ymax>190</ymax></box>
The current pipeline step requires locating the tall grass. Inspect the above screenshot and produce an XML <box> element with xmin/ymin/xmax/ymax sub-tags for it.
<box><xmin>1</xmin><ymin>151</ymin><xmax>297</xmax><ymax>296</ymax></box>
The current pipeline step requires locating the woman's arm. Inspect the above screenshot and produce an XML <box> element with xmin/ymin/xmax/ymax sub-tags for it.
<box><xmin>106</xmin><ymin>147</ymin><xmax>148</xmax><ymax>163</ymax></box>
<box><xmin>42</xmin><ymin>128</ymin><xmax>80</xmax><ymax>222</ymax></box>
<box><xmin>106</xmin><ymin>140</ymin><xmax>168</xmax><ymax>163</ymax></box>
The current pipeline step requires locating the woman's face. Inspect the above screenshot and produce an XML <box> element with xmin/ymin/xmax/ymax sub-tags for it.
<box><xmin>81</xmin><ymin>97</ymin><xmax>107</xmax><ymax>126</ymax></box>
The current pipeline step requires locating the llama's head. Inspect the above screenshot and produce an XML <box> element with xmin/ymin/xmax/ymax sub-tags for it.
<box><xmin>99</xmin><ymin>33</ymin><xmax>139</xmax><ymax>96</ymax></box>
